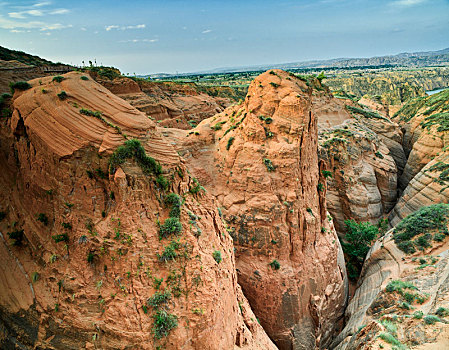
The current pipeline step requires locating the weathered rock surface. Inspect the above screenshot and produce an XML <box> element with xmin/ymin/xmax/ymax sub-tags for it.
<box><xmin>163</xmin><ymin>70</ymin><xmax>348</xmax><ymax>349</ymax></box>
<box><xmin>0</xmin><ymin>72</ymin><xmax>275</xmax><ymax>349</ymax></box>
<box><xmin>319</xmin><ymin>119</ymin><xmax>397</xmax><ymax>235</ymax></box>
<box><xmin>390</xmin><ymin>89</ymin><xmax>449</xmax><ymax>225</ymax></box>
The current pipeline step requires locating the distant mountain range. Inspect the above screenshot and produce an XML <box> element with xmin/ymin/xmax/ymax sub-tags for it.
<box><xmin>150</xmin><ymin>47</ymin><xmax>449</xmax><ymax>77</ymax></box>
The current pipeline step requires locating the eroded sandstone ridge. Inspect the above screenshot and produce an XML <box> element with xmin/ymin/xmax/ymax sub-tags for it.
<box><xmin>163</xmin><ymin>70</ymin><xmax>348</xmax><ymax>349</ymax></box>
<box><xmin>0</xmin><ymin>72</ymin><xmax>275</xmax><ymax>349</ymax></box>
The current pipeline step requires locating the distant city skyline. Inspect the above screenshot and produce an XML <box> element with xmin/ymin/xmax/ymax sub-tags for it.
<box><xmin>1</xmin><ymin>0</ymin><xmax>449</xmax><ymax>74</ymax></box>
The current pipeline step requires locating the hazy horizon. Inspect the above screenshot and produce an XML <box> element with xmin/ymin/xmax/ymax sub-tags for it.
<box><xmin>1</xmin><ymin>0</ymin><xmax>449</xmax><ymax>74</ymax></box>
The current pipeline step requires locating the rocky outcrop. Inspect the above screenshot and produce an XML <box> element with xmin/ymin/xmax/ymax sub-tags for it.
<box><xmin>319</xmin><ymin>119</ymin><xmax>397</xmax><ymax>235</ymax></box>
<box><xmin>0</xmin><ymin>72</ymin><xmax>275</xmax><ymax>349</ymax></box>
<box><xmin>163</xmin><ymin>70</ymin><xmax>348</xmax><ymax>349</ymax></box>
<box><xmin>332</xmin><ymin>204</ymin><xmax>449</xmax><ymax>350</ymax></box>
<box><xmin>390</xmin><ymin>89</ymin><xmax>449</xmax><ymax>225</ymax></box>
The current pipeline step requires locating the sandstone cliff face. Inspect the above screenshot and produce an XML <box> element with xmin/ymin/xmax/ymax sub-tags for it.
<box><xmin>331</xmin><ymin>204</ymin><xmax>449</xmax><ymax>350</ymax></box>
<box><xmin>390</xmin><ymin>89</ymin><xmax>449</xmax><ymax>225</ymax></box>
<box><xmin>318</xmin><ymin>119</ymin><xmax>397</xmax><ymax>235</ymax></box>
<box><xmin>0</xmin><ymin>72</ymin><xmax>275</xmax><ymax>349</ymax></box>
<box><xmin>92</xmin><ymin>74</ymin><xmax>232</xmax><ymax>130</ymax></box>
<box><xmin>162</xmin><ymin>70</ymin><xmax>348</xmax><ymax>349</ymax></box>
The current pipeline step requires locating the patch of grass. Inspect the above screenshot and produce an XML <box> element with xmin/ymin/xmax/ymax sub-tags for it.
<box><xmin>156</xmin><ymin>175</ymin><xmax>169</xmax><ymax>191</ymax></box>
<box><xmin>263</xmin><ymin>158</ymin><xmax>275</xmax><ymax>172</ymax></box>
<box><xmin>213</xmin><ymin>250</ymin><xmax>222</xmax><ymax>264</ymax></box>
<box><xmin>385</xmin><ymin>280</ymin><xmax>417</xmax><ymax>293</ymax></box>
<box><xmin>393</xmin><ymin>204</ymin><xmax>449</xmax><ymax>254</ymax></box>
<box><xmin>159</xmin><ymin>217</ymin><xmax>182</xmax><ymax>239</ymax></box>
<box><xmin>31</xmin><ymin>272</ymin><xmax>40</xmax><ymax>283</ymax></box>
<box><xmin>346</xmin><ymin>105</ymin><xmax>388</xmax><ymax>121</ymax></box>
<box><xmin>9</xmin><ymin>81</ymin><xmax>32</xmax><ymax>93</ymax></box>
<box><xmin>147</xmin><ymin>290</ymin><xmax>172</xmax><ymax>308</ymax></box>
<box><xmin>322</xmin><ymin>170</ymin><xmax>332</xmax><ymax>178</ymax></box>
<box><xmin>269</xmin><ymin>259</ymin><xmax>280</xmax><ymax>270</ymax></box>
<box><xmin>413</xmin><ymin>311</ymin><xmax>424</xmax><ymax>319</ymax></box>
<box><xmin>61</xmin><ymin>222</ymin><xmax>72</xmax><ymax>230</ymax></box>
<box><xmin>435</xmin><ymin>307</ymin><xmax>449</xmax><ymax>317</ymax></box>
<box><xmin>212</xmin><ymin>121</ymin><xmax>226</xmax><ymax>130</ymax></box>
<box><xmin>226</xmin><ymin>136</ymin><xmax>235</xmax><ymax>150</ymax></box>
<box><xmin>57</xmin><ymin>91</ymin><xmax>67</xmax><ymax>100</ymax></box>
<box><xmin>52</xmin><ymin>75</ymin><xmax>65</xmax><ymax>83</ymax></box>
<box><xmin>8</xmin><ymin>229</ymin><xmax>24</xmax><ymax>246</ymax></box>
<box><xmin>424</xmin><ymin>315</ymin><xmax>440</xmax><ymax>325</ymax></box>
<box><xmin>52</xmin><ymin>233</ymin><xmax>69</xmax><ymax>243</ymax></box>
<box><xmin>165</xmin><ymin>193</ymin><xmax>181</xmax><ymax>218</ymax></box>
<box><xmin>37</xmin><ymin>213</ymin><xmax>49</xmax><ymax>226</ymax></box>
<box><xmin>109</xmin><ymin>139</ymin><xmax>162</xmax><ymax>176</ymax></box>
<box><xmin>421</xmin><ymin>112</ymin><xmax>449</xmax><ymax>132</ymax></box>
<box><xmin>80</xmin><ymin>108</ymin><xmax>102</xmax><ymax>119</ymax></box>
<box><xmin>157</xmin><ymin>241</ymin><xmax>180</xmax><ymax>262</ymax></box>
<box><xmin>152</xmin><ymin>309</ymin><xmax>178</xmax><ymax>339</ymax></box>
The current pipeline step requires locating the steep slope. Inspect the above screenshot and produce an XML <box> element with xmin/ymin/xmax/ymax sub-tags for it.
<box><xmin>332</xmin><ymin>204</ymin><xmax>449</xmax><ymax>350</ymax></box>
<box><xmin>390</xmin><ymin>89</ymin><xmax>449</xmax><ymax>225</ymax></box>
<box><xmin>0</xmin><ymin>72</ymin><xmax>275</xmax><ymax>349</ymax></box>
<box><xmin>162</xmin><ymin>70</ymin><xmax>348</xmax><ymax>349</ymax></box>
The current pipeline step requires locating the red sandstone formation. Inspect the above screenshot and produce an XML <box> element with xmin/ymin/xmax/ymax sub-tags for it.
<box><xmin>163</xmin><ymin>70</ymin><xmax>348</xmax><ymax>349</ymax></box>
<box><xmin>0</xmin><ymin>72</ymin><xmax>275</xmax><ymax>349</ymax></box>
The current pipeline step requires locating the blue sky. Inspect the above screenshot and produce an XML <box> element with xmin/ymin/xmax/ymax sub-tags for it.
<box><xmin>1</xmin><ymin>0</ymin><xmax>448</xmax><ymax>74</ymax></box>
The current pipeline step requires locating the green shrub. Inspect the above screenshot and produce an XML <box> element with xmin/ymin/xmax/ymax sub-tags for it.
<box><xmin>57</xmin><ymin>91</ymin><xmax>67</xmax><ymax>100</ymax></box>
<box><xmin>0</xmin><ymin>211</ymin><xmax>5</xmax><ymax>221</ymax></box>
<box><xmin>37</xmin><ymin>213</ymin><xmax>49</xmax><ymax>225</ymax></box>
<box><xmin>317</xmin><ymin>183</ymin><xmax>324</xmax><ymax>192</ymax></box>
<box><xmin>52</xmin><ymin>233</ymin><xmax>69</xmax><ymax>243</ymax></box>
<box><xmin>147</xmin><ymin>290</ymin><xmax>172</xmax><ymax>308</ymax></box>
<box><xmin>80</xmin><ymin>108</ymin><xmax>102</xmax><ymax>119</ymax></box>
<box><xmin>109</xmin><ymin>139</ymin><xmax>162</xmax><ymax>176</ymax></box>
<box><xmin>435</xmin><ymin>307</ymin><xmax>449</xmax><ymax>317</ymax></box>
<box><xmin>61</xmin><ymin>222</ymin><xmax>72</xmax><ymax>230</ymax></box>
<box><xmin>393</xmin><ymin>204</ymin><xmax>449</xmax><ymax>253</ymax></box>
<box><xmin>424</xmin><ymin>315</ymin><xmax>440</xmax><ymax>325</ymax></box>
<box><xmin>152</xmin><ymin>309</ymin><xmax>178</xmax><ymax>339</ymax></box>
<box><xmin>87</xmin><ymin>251</ymin><xmax>95</xmax><ymax>263</ymax></box>
<box><xmin>340</xmin><ymin>220</ymin><xmax>379</xmax><ymax>281</ymax></box>
<box><xmin>322</xmin><ymin>170</ymin><xmax>332</xmax><ymax>178</ymax></box>
<box><xmin>399</xmin><ymin>301</ymin><xmax>411</xmax><ymax>310</ymax></box>
<box><xmin>378</xmin><ymin>332</ymin><xmax>403</xmax><ymax>347</ymax></box>
<box><xmin>226</xmin><ymin>136</ymin><xmax>235</xmax><ymax>150</ymax></box>
<box><xmin>156</xmin><ymin>175</ymin><xmax>169</xmax><ymax>191</ymax></box>
<box><xmin>165</xmin><ymin>193</ymin><xmax>182</xmax><ymax>217</ymax></box>
<box><xmin>212</xmin><ymin>121</ymin><xmax>226</xmax><ymax>130</ymax></box>
<box><xmin>413</xmin><ymin>311</ymin><xmax>424</xmax><ymax>319</ymax></box>
<box><xmin>10</xmin><ymin>81</ymin><xmax>32</xmax><ymax>93</ymax></box>
<box><xmin>8</xmin><ymin>229</ymin><xmax>24</xmax><ymax>246</ymax></box>
<box><xmin>159</xmin><ymin>218</ymin><xmax>182</xmax><ymax>238</ymax></box>
<box><xmin>434</xmin><ymin>232</ymin><xmax>445</xmax><ymax>242</ymax></box>
<box><xmin>380</xmin><ymin>319</ymin><xmax>397</xmax><ymax>335</ymax></box>
<box><xmin>269</xmin><ymin>259</ymin><xmax>280</xmax><ymax>270</ymax></box>
<box><xmin>157</xmin><ymin>241</ymin><xmax>179</xmax><ymax>262</ymax></box>
<box><xmin>52</xmin><ymin>76</ymin><xmax>65</xmax><ymax>83</ymax></box>
<box><xmin>385</xmin><ymin>280</ymin><xmax>417</xmax><ymax>293</ymax></box>
<box><xmin>213</xmin><ymin>250</ymin><xmax>222</xmax><ymax>263</ymax></box>
<box><xmin>269</xmin><ymin>82</ymin><xmax>279</xmax><ymax>88</ymax></box>
<box><xmin>31</xmin><ymin>272</ymin><xmax>40</xmax><ymax>283</ymax></box>
<box><xmin>263</xmin><ymin>158</ymin><xmax>275</xmax><ymax>172</ymax></box>
<box><xmin>80</xmin><ymin>76</ymin><xmax>89</xmax><ymax>81</ymax></box>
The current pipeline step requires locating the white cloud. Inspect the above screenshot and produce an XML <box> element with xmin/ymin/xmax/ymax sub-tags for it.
<box><xmin>105</xmin><ymin>24</ymin><xmax>146</xmax><ymax>31</ymax></box>
<box><xmin>40</xmin><ymin>23</ymin><xmax>72</xmax><ymax>31</ymax></box>
<box><xmin>33</xmin><ymin>2</ymin><xmax>52</xmax><ymax>7</ymax></box>
<box><xmin>202</xmin><ymin>29</ymin><xmax>212</xmax><ymax>34</ymax></box>
<box><xmin>8</xmin><ymin>6</ymin><xmax>68</xmax><ymax>19</ymax></box>
<box><xmin>105</xmin><ymin>25</ymin><xmax>119</xmax><ymax>31</ymax></box>
<box><xmin>391</xmin><ymin>0</ymin><xmax>427</xmax><ymax>6</ymax></box>
<box><xmin>80</xmin><ymin>27</ymin><xmax>87</xmax><ymax>31</ymax></box>
<box><xmin>49</xmin><ymin>8</ymin><xmax>69</xmax><ymax>15</ymax></box>
<box><xmin>119</xmin><ymin>38</ymin><xmax>158</xmax><ymax>43</ymax></box>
